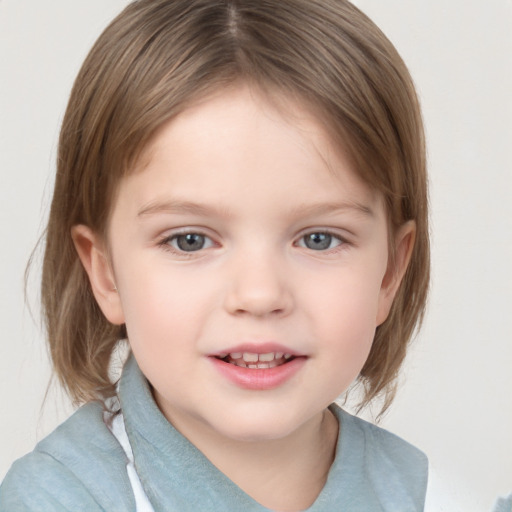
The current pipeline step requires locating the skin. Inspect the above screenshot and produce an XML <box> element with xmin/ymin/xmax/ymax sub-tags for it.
<box><xmin>73</xmin><ymin>85</ymin><xmax>414</xmax><ymax>511</ymax></box>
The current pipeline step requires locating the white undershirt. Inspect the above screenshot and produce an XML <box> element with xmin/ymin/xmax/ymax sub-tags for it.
<box><xmin>108</xmin><ymin>412</ymin><xmax>156</xmax><ymax>512</ymax></box>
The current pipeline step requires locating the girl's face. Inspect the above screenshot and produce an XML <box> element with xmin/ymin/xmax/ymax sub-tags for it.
<box><xmin>86</xmin><ymin>86</ymin><xmax>410</xmax><ymax>443</ymax></box>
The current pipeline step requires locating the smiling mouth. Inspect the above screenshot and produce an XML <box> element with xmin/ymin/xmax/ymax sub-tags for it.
<box><xmin>215</xmin><ymin>351</ymin><xmax>295</xmax><ymax>369</ymax></box>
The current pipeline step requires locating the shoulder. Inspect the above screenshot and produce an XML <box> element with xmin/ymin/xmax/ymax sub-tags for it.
<box><xmin>336</xmin><ymin>406</ymin><xmax>428</xmax><ymax>470</ymax></box>
<box><xmin>0</xmin><ymin>402</ymin><xmax>135</xmax><ymax>512</ymax></box>
<box><xmin>333</xmin><ymin>405</ymin><xmax>428</xmax><ymax>509</ymax></box>
<box><xmin>492</xmin><ymin>493</ymin><xmax>512</xmax><ymax>512</ymax></box>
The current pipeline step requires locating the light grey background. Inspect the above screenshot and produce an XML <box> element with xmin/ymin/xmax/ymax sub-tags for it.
<box><xmin>1</xmin><ymin>1</ymin><xmax>511</xmax><ymax>510</ymax></box>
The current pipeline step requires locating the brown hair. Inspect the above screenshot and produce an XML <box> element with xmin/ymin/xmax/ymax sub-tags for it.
<box><xmin>42</xmin><ymin>0</ymin><xmax>429</xmax><ymax>411</ymax></box>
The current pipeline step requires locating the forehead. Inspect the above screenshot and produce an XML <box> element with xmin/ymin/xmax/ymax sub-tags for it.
<box><xmin>115</xmin><ymin>85</ymin><xmax>383</xmax><ymax>221</ymax></box>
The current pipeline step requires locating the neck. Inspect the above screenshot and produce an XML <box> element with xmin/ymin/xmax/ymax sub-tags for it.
<box><xmin>163</xmin><ymin>406</ymin><xmax>339</xmax><ymax>512</ymax></box>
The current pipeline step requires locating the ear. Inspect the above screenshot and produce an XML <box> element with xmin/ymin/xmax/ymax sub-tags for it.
<box><xmin>376</xmin><ymin>221</ymin><xmax>416</xmax><ymax>326</ymax></box>
<box><xmin>71</xmin><ymin>225</ymin><xmax>125</xmax><ymax>325</ymax></box>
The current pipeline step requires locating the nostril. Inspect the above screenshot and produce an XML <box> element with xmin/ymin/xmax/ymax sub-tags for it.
<box><xmin>233</xmin><ymin>307</ymin><xmax>285</xmax><ymax>317</ymax></box>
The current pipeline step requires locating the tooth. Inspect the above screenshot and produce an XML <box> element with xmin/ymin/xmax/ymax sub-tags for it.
<box><xmin>269</xmin><ymin>360</ymin><xmax>278</xmax><ymax>368</ymax></box>
<box><xmin>259</xmin><ymin>353</ymin><xmax>275</xmax><ymax>362</ymax></box>
<box><xmin>248</xmin><ymin>364</ymin><xmax>258</xmax><ymax>369</ymax></box>
<box><xmin>275</xmin><ymin>352</ymin><xmax>284</xmax><ymax>359</ymax></box>
<box><xmin>243</xmin><ymin>353</ymin><xmax>258</xmax><ymax>363</ymax></box>
<box><xmin>235</xmin><ymin>361</ymin><xmax>247</xmax><ymax>368</ymax></box>
<box><xmin>230</xmin><ymin>352</ymin><xmax>242</xmax><ymax>359</ymax></box>
<box><xmin>284</xmin><ymin>354</ymin><xmax>292</xmax><ymax>359</ymax></box>
<box><xmin>257</xmin><ymin>363</ymin><xmax>270</xmax><ymax>369</ymax></box>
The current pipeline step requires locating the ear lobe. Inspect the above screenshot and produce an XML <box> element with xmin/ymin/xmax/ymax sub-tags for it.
<box><xmin>71</xmin><ymin>225</ymin><xmax>125</xmax><ymax>325</ymax></box>
<box><xmin>376</xmin><ymin>221</ymin><xmax>416</xmax><ymax>326</ymax></box>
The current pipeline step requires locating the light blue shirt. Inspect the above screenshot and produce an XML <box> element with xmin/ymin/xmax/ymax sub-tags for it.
<box><xmin>0</xmin><ymin>356</ymin><xmax>429</xmax><ymax>511</ymax></box>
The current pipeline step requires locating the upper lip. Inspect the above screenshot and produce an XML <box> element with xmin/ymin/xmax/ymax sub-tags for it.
<box><xmin>209</xmin><ymin>342</ymin><xmax>304</xmax><ymax>358</ymax></box>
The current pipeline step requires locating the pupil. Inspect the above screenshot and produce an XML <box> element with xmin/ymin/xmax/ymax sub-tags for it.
<box><xmin>305</xmin><ymin>233</ymin><xmax>331</xmax><ymax>250</ymax></box>
<box><xmin>177</xmin><ymin>233</ymin><xmax>205</xmax><ymax>251</ymax></box>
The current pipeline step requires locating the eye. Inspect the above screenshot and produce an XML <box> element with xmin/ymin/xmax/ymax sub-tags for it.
<box><xmin>298</xmin><ymin>232</ymin><xmax>343</xmax><ymax>251</ymax></box>
<box><xmin>166</xmin><ymin>232</ymin><xmax>214</xmax><ymax>252</ymax></box>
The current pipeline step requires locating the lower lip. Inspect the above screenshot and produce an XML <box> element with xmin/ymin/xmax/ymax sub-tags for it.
<box><xmin>209</xmin><ymin>357</ymin><xmax>306</xmax><ymax>390</ymax></box>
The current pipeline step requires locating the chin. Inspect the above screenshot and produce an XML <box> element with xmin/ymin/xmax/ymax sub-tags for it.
<box><xmin>210</xmin><ymin>410</ymin><xmax>309</xmax><ymax>443</ymax></box>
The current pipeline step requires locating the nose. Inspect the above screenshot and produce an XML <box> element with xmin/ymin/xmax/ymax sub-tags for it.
<box><xmin>223</xmin><ymin>250</ymin><xmax>293</xmax><ymax>318</ymax></box>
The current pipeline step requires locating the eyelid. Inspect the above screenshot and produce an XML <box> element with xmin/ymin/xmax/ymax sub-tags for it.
<box><xmin>294</xmin><ymin>228</ymin><xmax>349</xmax><ymax>251</ymax></box>
<box><xmin>157</xmin><ymin>227</ymin><xmax>219</xmax><ymax>255</ymax></box>
<box><xmin>155</xmin><ymin>226</ymin><xmax>352</xmax><ymax>256</ymax></box>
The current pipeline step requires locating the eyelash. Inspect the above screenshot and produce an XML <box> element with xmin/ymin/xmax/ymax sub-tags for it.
<box><xmin>294</xmin><ymin>230</ymin><xmax>347</xmax><ymax>253</ymax></box>
<box><xmin>157</xmin><ymin>229</ymin><xmax>348</xmax><ymax>256</ymax></box>
<box><xmin>157</xmin><ymin>230</ymin><xmax>216</xmax><ymax>257</ymax></box>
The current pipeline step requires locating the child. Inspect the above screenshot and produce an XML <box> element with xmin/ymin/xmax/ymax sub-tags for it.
<box><xmin>0</xmin><ymin>0</ymin><xmax>431</xmax><ymax>510</ymax></box>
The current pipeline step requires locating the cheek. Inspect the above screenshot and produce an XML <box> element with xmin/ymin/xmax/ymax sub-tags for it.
<box><xmin>306</xmin><ymin>265</ymin><xmax>383</xmax><ymax>366</ymax></box>
<box><xmin>117</xmin><ymin>269</ymin><xmax>212</xmax><ymax>393</ymax></box>
<box><xmin>311</xmin><ymin>263</ymin><xmax>384</xmax><ymax>327</ymax></box>
<box><xmin>116</xmin><ymin>259</ymin><xmax>216</xmax><ymax>352</ymax></box>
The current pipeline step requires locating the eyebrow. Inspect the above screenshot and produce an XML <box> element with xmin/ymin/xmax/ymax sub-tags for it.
<box><xmin>287</xmin><ymin>201</ymin><xmax>375</xmax><ymax>219</ymax></box>
<box><xmin>138</xmin><ymin>200</ymin><xmax>231</xmax><ymax>218</ymax></box>
<box><xmin>137</xmin><ymin>199</ymin><xmax>374</xmax><ymax>219</ymax></box>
